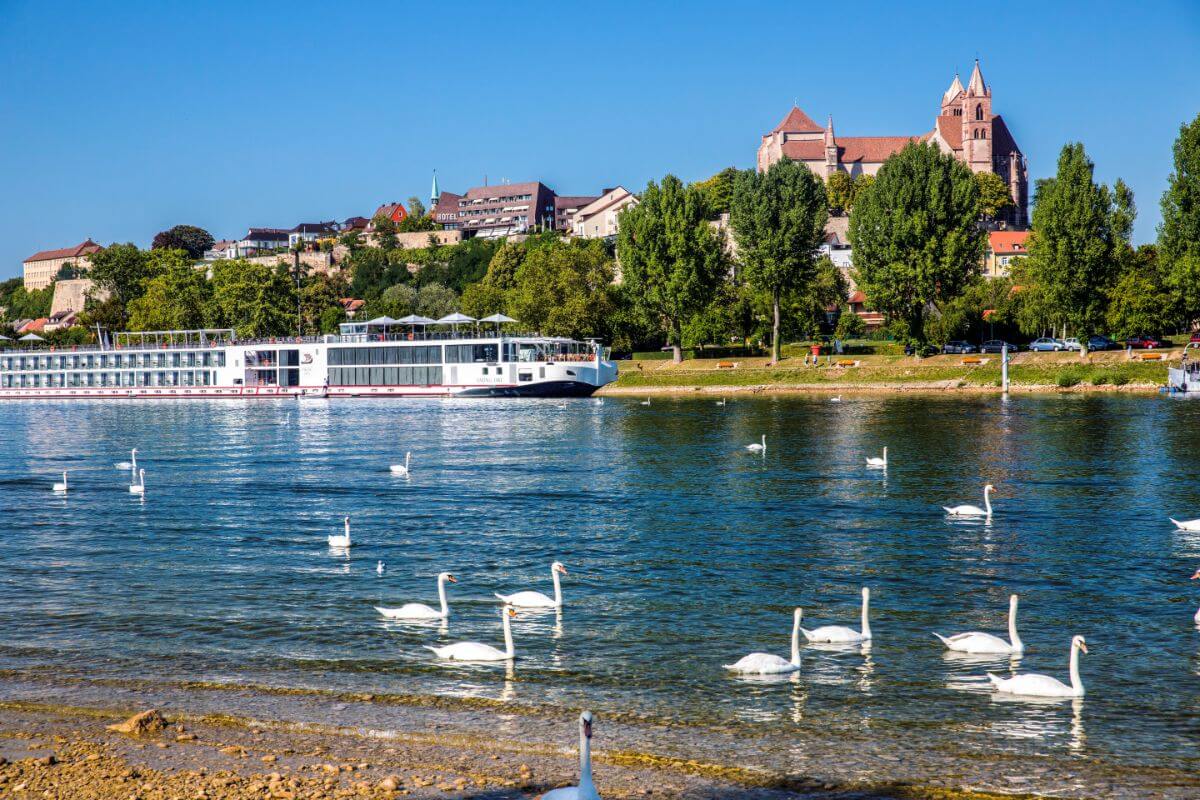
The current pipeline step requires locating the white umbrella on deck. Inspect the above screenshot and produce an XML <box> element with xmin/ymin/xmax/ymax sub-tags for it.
<box><xmin>436</xmin><ymin>312</ymin><xmax>476</xmax><ymax>334</ymax></box>
<box><xmin>19</xmin><ymin>333</ymin><xmax>44</xmax><ymax>342</ymax></box>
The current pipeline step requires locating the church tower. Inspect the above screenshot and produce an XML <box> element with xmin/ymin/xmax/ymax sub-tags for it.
<box><xmin>961</xmin><ymin>60</ymin><xmax>992</xmax><ymax>173</ymax></box>
<box><xmin>824</xmin><ymin>116</ymin><xmax>838</xmax><ymax>177</ymax></box>
<box><xmin>940</xmin><ymin>73</ymin><xmax>964</xmax><ymax>117</ymax></box>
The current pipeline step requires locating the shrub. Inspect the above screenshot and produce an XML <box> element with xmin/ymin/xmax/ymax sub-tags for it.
<box><xmin>1090</xmin><ymin>373</ymin><xmax>1110</xmax><ymax>386</ymax></box>
<box><xmin>1056</xmin><ymin>369</ymin><xmax>1082</xmax><ymax>388</ymax></box>
<box><xmin>1111</xmin><ymin>374</ymin><xmax>1130</xmax><ymax>386</ymax></box>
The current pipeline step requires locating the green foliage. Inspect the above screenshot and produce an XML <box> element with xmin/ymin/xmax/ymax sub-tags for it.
<box><xmin>1159</xmin><ymin>113</ymin><xmax>1200</xmax><ymax>326</ymax></box>
<box><xmin>88</xmin><ymin>243</ymin><xmax>152</xmax><ymax>313</ymax></box>
<box><xmin>692</xmin><ymin>167</ymin><xmax>740</xmax><ymax>216</ymax></box>
<box><xmin>835</xmin><ymin>307</ymin><xmax>866</xmax><ymax>340</ymax></box>
<box><xmin>301</xmin><ymin>272</ymin><xmax>349</xmax><ymax>334</ymax></box>
<box><xmin>396</xmin><ymin>196</ymin><xmax>439</xmax><ymax>232</ymax></box>
<box><xmin>1019</xmin><ymin>143</ymin><xmax>1120</xmax><ymax>340</ymax></box>
<box><xmin>460</xmin><ymin>282</ymin><xmax>507</xmax><ymax>319</ymax></box>
<box><xmin>730</xmin><ymin>158</ymin><xmax>829</xmax><ymax>361</ymax></box>
<box><xmin>126</xmin><ymin>264</ymin><xmax>211</xmax><ymax>331</ymax></box>
<box><xmin>151</xmin><ymin>224</ymin><xmax>214</xmax><ymax>259</ymax></box>
<box><xmin>484</xmin><ymin>242</ymin><xmax>526</xmax><ymax>290</ymax></box>
<box><xmin>1106</xmin><ymin>245</ymin><xmax>1175</xmax><ymax>337</ymax></box>
<box><xmin>373</xmin><ymin>283</ymin><xmax>418</xmax><ymax>319</ymax></box>
<box><xmin>826</xmin><ymin>171</ymin><xmax>854</xmax><ymax>216</ymax></box>
<box><xmin>508</xmin><ymin>239</ymin><xmax>615</xmax><ymax>339</ymax></box>
<box><xmin>208</xmin><ymin>260</ymin><xmax>297</xmax><ymax>337</ymax></box>
<box><xmin>925</xmin><ymin>277</ymin><xmax>1019</xmax><ymax>345</ymax></box>
<box><xmin>617</xmin><ymin>175</ymin><xmax>726</xmax><ymax>360</ymax></box>
<box><xmin>414</xmin><ymin>283</ymin><xmax>459</xmax><ymax>319</ymax></box>
<box><xmin>974</xmin><ymin>171</ymin><xmax>1013</xmax><ymax>219</ymax></box>
<box><xmin>849</xmin><ymin>142</ymin><xmax>984</xmax><ymax>344</ymax></box>
<box><xmin>1055</xmin><ymin>368</ymin><xmax>1083</xmax><ymax>388</ymax></box>
<box><xmin>0</xmin><ymin>280</ymin><xmax>54</xmax><ymax>322</ymax></box>
<box><xmin>372</xmin><ymin>214</ymin><xmax>399</xmax><ymax>251</ymax></box>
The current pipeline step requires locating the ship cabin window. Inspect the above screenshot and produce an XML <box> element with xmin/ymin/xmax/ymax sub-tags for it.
<box><xmin>444</xmin><ymin>343</ymin><xmax>498</xmax><ymax>363</ymax></box>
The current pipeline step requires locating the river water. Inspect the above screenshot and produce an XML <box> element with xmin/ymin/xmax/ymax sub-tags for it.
<box><xmin>2</xmin><ymin>395</ymin><xmax>1199</xmax><ymax>796</ymax></box>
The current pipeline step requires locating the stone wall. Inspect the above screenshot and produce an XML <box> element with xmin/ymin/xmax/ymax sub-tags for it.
<box><xmin>50</xmin><ymin>279</ymin><xmax>103</xmax><ymax>316</ymax></box>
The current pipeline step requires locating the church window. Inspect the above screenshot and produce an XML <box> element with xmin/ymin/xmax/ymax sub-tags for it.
<box><xmin>975</xmin><ymin>104</ymin><xmax>983</xmax><ymax>121</ymax></box>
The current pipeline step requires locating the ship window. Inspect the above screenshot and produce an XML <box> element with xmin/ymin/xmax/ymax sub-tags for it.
<box><xmin>519</xmin><ymin>371</ymin><xmax>532</xmax><ymax>382</ymax></box>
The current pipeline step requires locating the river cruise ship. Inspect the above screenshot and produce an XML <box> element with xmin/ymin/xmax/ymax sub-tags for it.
<box><xmin>0</xmin><ymin>317</ymin><xmax>618</xmax><ymax>400</ymax></box>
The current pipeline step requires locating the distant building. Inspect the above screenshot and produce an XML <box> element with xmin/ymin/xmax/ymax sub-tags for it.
<box><xmin>571</xmin><ymin>187</ymin><xmax>638</xmax><ymax>240</ymax></box>
<box><xmin>22</xmin><ymin>239</ymin><xmax>102</xmax><ymax>291</ymax></box>
<box><xmin>289</xmin><ymin>222</ymin><xmax>338</xmax><ymax>249</ymax></box>
<box><xmin>340</xmin><ymin>298</ymin><xmax>365</xmax><ymax>318</ymax></box>
<box><xmin>17</xmin><ymin>318</ymin><xmax>48</xmax><ymax>334</ymax></box>
<box><xmin>554</xmin><ymin>195</ymin><xmax>600</xmax><ymax>233</ymax></box>
<box><xmin>371</xmin><ymin>203</ymin><xmax>409</xmax><ymax>225</ymax></box>
<box><xmin>235</xmin><ymin>228</ymin><xmax>290</xmax><ymax>257</ymax></box>
<box><xmin>757</xmin><ymin>60</ymin><xmax>1027</xmax><ymax>228</ymax></box>
<box><xmin>43</xmin><ymin>309</ymin><xmax>78</xmax><ymax>332</ymax></box>
<box><xmin>340</xmin><ymin>216</ymin><xmax>370</xmax><ymax>232</ymax></box>
<box><xmin>984</xmin><ymin>230</ymin><xmax>1029</xmax><ymax>278</ymax></box>
<box><xmin>203</xmin><ymin>240</ymin><xmax>237</xmax><ymax>260</ymax></box>
<box><xmin>437</xmin><ymin>182</ymin><xmax>557</xmax><ymax>238</ymax></box>
<box><xmin>847</xmin><ymin>291</ymin><xmax>885</xmax><ymax>331</ymax></box>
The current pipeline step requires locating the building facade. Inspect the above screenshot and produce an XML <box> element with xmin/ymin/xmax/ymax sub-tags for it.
<box><xmin>757</xmin><ymin>60</ymin><xmax>1027</xmax><ymax>227</ymax></box>
<box><xmin>571</xmin><ymin>187</ymin><xmax>639</xmax><ymax>240</ymax></box>
<box><xmin>22</xmin><ymin>239</ymin><xmax>102</xmax><ymax>291</ymax></box>
<box><xmin>554</xmin><ymin>195</ymin><xmax>600</xmax><ymax>232</ymax></box>
<box><xmin>435</xmin><ymin>182</ymin><xmax>557</xmax><ymax>238</ymax></box>
<box><xmin>984</xmin><ymin>230</ymin><xmax>1029</xmax><ymax>278</ymax></box>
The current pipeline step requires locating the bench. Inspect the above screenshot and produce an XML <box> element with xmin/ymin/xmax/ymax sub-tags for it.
<box><xmin>717</xmin><ymin>361</ymin><xmax>738</xmax><ymax>369</ymax></box>
<box><xmin>1139</xmin><ymin>352</ymin><xmax>1166</xmax><ymax>361</ymax></box>
<box><xmin>962</xmin><ymin>356</ymin><xmax>989</xmax><ymax>365</ymax></box>
<box><xmin>836</xmin><ymin>359</ymin><xmax>860</xmax><ymax>367</ymax></box>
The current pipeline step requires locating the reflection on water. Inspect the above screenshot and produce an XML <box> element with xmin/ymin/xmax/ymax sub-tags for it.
<box><xmin>2</xmin><ymin>395</ymin><xmax>1200</xmax><ymax>791</ymax></box>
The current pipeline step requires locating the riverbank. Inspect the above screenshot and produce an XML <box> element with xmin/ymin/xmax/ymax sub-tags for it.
<box><xmin>599</xmin><ymin>350</ymin><xmax>1174</xmax><ymax>395</ymax></box>
<box><xmin>0</xmin><ymin>697</ymin><xmax>1041</xmax><ymax>800</ymax></box>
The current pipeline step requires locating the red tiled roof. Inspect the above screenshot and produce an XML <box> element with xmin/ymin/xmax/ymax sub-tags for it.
<box><xmin>772</xmin><ymin>106</ymin><xmax>823</xmax><ymax>134</ymax></box>
<box><xmin>340</xmin><ymin>298</ymin><xmax>364</xmax><ymax>312</ymax></box>
<box><xmin>780</xmin><ymin>140</ymin><xmax>827</xmax><ymax>161</ymax></box>
<box><xmin>933</xmin><ymin>115</ymin><xmax>963</xmax><ymax>150</ymax></box>
<box><xmin>848</xmin><ymin>290</ymin><xmax>867</xmax><ymax>304</ymax></box>
<box><xmin>988</xmin><ymin>230</ymin><xmax>1029</xmax><ymax>254</ymax></box>
<box><xmin>463</xmin><ymin>181</ymin><xmax>544</xmax><ymax>200</ymax></box>
<box><xmin>24</xmin><ymin>239</ymin><xmax>101</xmax><ymax>264</ymax></box>
<box><xmin>19</xmin><ymin>318</ymin><xmax>48</xmax><ymax>333</ymax></box>
<box><xmin>373</xmin><ymin>203</ymin><xmax>409</xmax><ymax>223</ymax></box>
<box><xmin>838</xmin><ymin>136</ymin><xmax>917</xmax><ymax>163</ymax></box>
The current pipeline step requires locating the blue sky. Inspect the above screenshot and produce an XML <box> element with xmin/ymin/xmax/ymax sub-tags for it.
<box><xmin>2</xmin><ymin>0</ymin><xmax>1198</xmax><ymax>280</ymax></box>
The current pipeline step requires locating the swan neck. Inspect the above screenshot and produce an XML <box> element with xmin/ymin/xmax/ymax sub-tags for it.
<box><xmin>552</xmin><ymin>568</ymin><xmax>562</xmax><ymax>606</ymax></box>
<box><xmin>861</xmin><ymin>592</ymin><xmax>871</xmax><ymax>638</ymax></box>
<box><xmin>790</xmin><ymin>612</ymin><xmax>801</xmax><ymax>665</ymax></box>
<box><xmin>1069</xmin><ymin>642</ymin><xmax>1083</xmax><ymax>694</ymax></box>
<box><xmin>579</xmin><ymin>726</ymin><xmax>593</xmax><ymax>786</ymax></box>
<box><xmin>1008</xmin><ymin>597</ymin><xmax>1021</xmax><ymax>649</ymax></box>
<box><xmin>437</xmin><ymin>576</ymin><xmax>449</xmax><ymax>616</ymax></box>
<box><xmin>502</xmin><ymin>612</ymin><xmax>514</xmax><ymax>658</ymax></box>
<box><xmin>984</xmin><ymin>486</ymin><xmax>993</xmax><ymax>516</ymax></box>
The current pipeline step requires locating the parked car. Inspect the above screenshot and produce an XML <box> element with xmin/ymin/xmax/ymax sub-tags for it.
<box><xmin>1028</xmin><ymin>337</ymin><xmax>1066</xmax><ymax>352</ymax></box>
<box><xmin>942</xmin><ymin>340</ymin><xmax>977</xmax><ymax>354</ymax></box>
<box><xmin>1087</xmin><ymin>335</ymin><xmax>1119</xmax><ymax>351</ymax></box>
<box><xmin>1127</xmin><ymin>334</ymin><xmax>1167</xmax><ymax>349</ymax></box>
<box><xmin>1191</xmin><ymin>332</ymin><xmax>1200</xmax><ymax>344</ymax></box>
<box><xmin>981</xmin><ymin>340</ymin><xmax>1019</xmax><ymax>354</ymax></box>
<box><xmin>1063</xmin><ymin>338</ymin><xmax>1082</xmax><ymax>351</ymax></box>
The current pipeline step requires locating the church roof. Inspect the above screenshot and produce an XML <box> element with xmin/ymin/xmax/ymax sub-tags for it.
<box><xmin>991</xmin><ymin>115</ymin><xmax>1021</xmax><ymax>155</ymax></box>
<box><xmin>933</xmin><ymin>115</ymin><xmax>963</xmax><ymax>150</ymax></box>
<box><xmin>772</xmin><ymin>106</ymin><xmax>824</xmax><ymax>134</ymax></box>
<box><xmin>781</xmin><ymin>136</ymin><xmax>916</xmax><ymax>165</ymax></box>
<box><xmin>942</xmin><ymin>74</ymin><xmax>964</xmax><ymax>105</ymax></box>
<box><xmin>780</xmin><ymin>140</ymin><xmax>827</xmax><ymax>160</ymax></box>
<box><xmin>967</xmin><ymin>60</ymin><xmax>987</xmax><ymax>95</ymax></box>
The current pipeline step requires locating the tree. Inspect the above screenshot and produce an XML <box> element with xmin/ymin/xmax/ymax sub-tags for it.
<box><xmin>1019</xmin><ymin>143</ymin><xmax>1118</xmax><ymax>345</ymax></box>
<box><xmin>208</xmin><ymin>260</ymin><xmax>296</xmax><ymax>337</ymax></box>
<box><xmin>617</xmin><ymin>174</ymin><xmax>726</xmax><ymax>361</ymax></box>
<box><xmin>408</xmin><ymin>197</ymin><xmax>427</xmax><ymax>219</ymax></box>
<box><xmin>974</xmin><ymin>172</ymin><xmax>1013</xmax><ymax>220</ymax></box>
<box><xmin>849</xmin><ymin>142</ymin><xmax>984</xmax><ymax>344</ymax></box>
<box><xmin>460</xmin><ymin>282</ymin><xmax>508</xmax><ymax>319</ymax></box>
<box><xmin>1159</xmin><ymin>113</ymin><xmax>1200</xmax><ymax>326</ymax></box>
<box><xmin>151</xmin><ymin>225</ymin><xmax>214</xmax><ymax>259</ymax></box>
<box><xmin>835</xmin><ymin>307</ymin><xmax>866</xmax><ymax>340</ymax></box>
<box><xmin>375</xmin><ymin>283</ymin><xmax>417</xmax><ymax>318</ymax></box>
<box><xmin>509</xmin><ymin>240</ymin><xmax>615</xmax><ymax>339</ymax></box>
<box><xmin>826</xmin><ymin>171</ymin><xmax>854</xmax><ymax>216</ymax></box>
<box><xmin>88</xmin><ymin>243</ymin><xmax>153</xmax><ymax>315</ymax></box>
<box><xmin>126</xmin><ymin>264</ymin><xmax>211</xmax><ymax>331</ymax></box>
<box><xmin>1106</xmin><ymin>245</ymin><xmax>1175</xmax><ymax>338</ymax></box>
<box><xmin>692</xmin><ymin>167</ymin><xmax>739</xmax><ymax>216</ymax></box>
<box><xmin>301</xmin><ymin>272</ymin><xmax>349</xmax><ymax>334</ymax></box>
<box><xmin>397</xmin><ymin>196</ymin><xmax>439</xmax><ymax>232</ymax></box>
<box><xmin>852</xmin><ymin>174</ymin><xmax>875</xmax><ymax>207</ymax></box>
<box><xmin>415</xmin><ymin>283</ymin><xmax>459</xmax><ymax>319</ymax></box>
<box><xmin>372</xmin><ymin>214</ymin><xmax>399</xmax><ymax>251</ymax></box>
<box><xmin>484</xmin><ymin>242</ymin><xmax>526</xmax><ymax>290</ymax></box>
<box><xmin>730</xmin><ymin>159</ymin><xmax>829</xmax><ymax>362</ymax></box>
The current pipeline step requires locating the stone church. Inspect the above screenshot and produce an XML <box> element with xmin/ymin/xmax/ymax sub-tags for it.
<box><xmin>756</xmin><ymin>60</ymin><xmax>1027</xmax><ymax>227</ymax></box>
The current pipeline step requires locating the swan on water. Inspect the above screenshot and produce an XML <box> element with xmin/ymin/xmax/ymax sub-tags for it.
<box><xmin>129</xmin><ymin>468</ymin><xmax>146</xmax><ymax>495</ymax></box>
<box><xmin>540</xmin><ymin>711</ymin><xmax>600</xmax><ymax>800</ymax></box>
<box><xmin>594</xmin><ymin>398</ymin><xmax>604</xmax><ymax>406</ymax></box>
<box><xmin>716</xmin><ymin>398</ymin><xmax>726</xmax><ymax>406</ymax></box>
<box><xmin>1171</xmin><ymin>517</ymin><xmax>1200</xmax><ymax>531</ymax></box>
<box><xmin>865</xmin><ymin>447</ymin><xmax>887</xmax><ymax>468</ymax></box>
<box><xmin>988</xmin><ymin>635</ymin><xmax>1087</xmax><ymax>698</ymax></box>
<box><xmin>746</xmin><ymin>435</ymin><xmax>766</xmax><ymax>453</ymax></box>
<box><xmin>377</xmin><ymin>560</ymin><xmax>385</xmax><ymax>575</ymax></box>
<box><xmin>377</xmin><ymin>572</ymin><xmax>457</xmax><ymax>620</ymax></box>
<box><xmin>801</xmin><ymin>587</ymin><xmax>872</xmax><ymax>644</ymax></box>
<box><xmin>944</xmin><ymin>484</ymin><xmax>994</xmax><ymax>518</ymax></box>
<box><xmin>1191</xmin><ymin>570</ymin><xmax>1200</xmax><ymax>624</ymax></box>
<box><xmin>115</xmin><ymin>448</ymin><xmax>137</xmax><ymax>470</ymax></box>
<box><xmin>639</xmin><ymin>398</ymin><xmax>651</xmax><ymax>406</ymax></box>
<box><xmin>830</xmin><ymin>396</ymin><xmax>842</xmax><ymax>403</ymax></box>
<box><xmin>426</xmin><ymin>606</ymin><xmax>517</xmax><ymax>661</ymax></box>
<box><xmin>496</xmin><ymin>562</ymin><xmax>568</xmax><ymax>608</ymax></box>
<box><xmin>52</xmin><ymin>471</ymin><xmax>68</xmax><ymax>493</ymax></box>
<box><xmin>934</xmin><ymin>594</ymin><xmax>1024</xmax><ymax>654</ymax></box>
<box><xmin>328</xmin><ymin>516</ymin><xmax>351</xmax><ymax>548</ymax></box>
<box><xmin>725</xmin><ymin>608</ymin><xmax>803</xmax><ymax>674</ymax></box>
<box><xmin>390</xmin><ymin>452</ymin><xmax>412</xmax><ymax>476</ymax></box>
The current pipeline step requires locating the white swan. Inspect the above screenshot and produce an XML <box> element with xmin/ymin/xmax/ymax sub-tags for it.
<box><xmin>746</xmin><ymin>434</ymin><xmax>766</xmax><ymax>453</ymax></box>
<box><xmin>725</xmin><ymin>608</ymin><xmax>803</xmax><ymax>674</ymax></box>
<box><xmin>376</xmin><ymin>572</ymin><xmax>457</xmax><ymax>620</ymax></box>
<box><xmin>944</xmin><ymin>484</ymin><xmax>994</xmax><ymax>518</ymax></box>
<box><xmin>934</xmin><ymin>594</ymin><xmax>1024</xmax><ymax>654</ymax></box>
<box><xmin>129</xmin><ymin>468</ymin><xmax>146</xmax><ymax>495</ymax></box>
<box><xmin>1191</xmin><ymin>570</ymin><xmax>1200</xmax><ymax>624</ymax></box>
<box><xmin>989</xmin><ymin>635</ymin><xmax>1087</xmax><ymax>698</ymax></box>
<box><xmin>801</xmin><ymin>587</ymin><xmax>871</xmax><ymax>644</ymax></box>
<box><xmin>1171</xmin><ymin>517</ymin><xmax>1200</xmax><ymax>531</ymax></box>
<box><xmin>496</xmin><ymin>562</ymin><xmax>567</xmax><ymax>608</ymax></box>
<box><xmin>52</xmin><ymin>471</ymin><xmax>68</xmax><ymax>493</ymax></box>
<box><xmin>115</xmin><ymin>448</ymin><xmax>137</xmax><ymax>470</ymax></box>
<box><xmin>639</xmin><ymin>398</ymin><xmax>651</xmax><ymax>406</ymax></box>
<box><xmin>716</xmin><ymin>398</ymin><xmax>726</xmax><ymax>406</ymax></box>
<box><xmin>377</xmin><ymin>560</ymin><xmax>385</xmax><ymax>575</ymax></box>
<box><xmin>865</xmin><ymin>447</ymin><xmax>887</xmax><ymax>468</ymax></box>
<box><xmin>540</xmin><ymin>711</ymin><xmax>600</xmax><ymax>800</ymax></box>
<box><xmin>390</xmin><ymin>452</ymin><xmax>412</xmax><ymax>476</ymax></box>
<box><xmin>328</xmin><ymin>516</ymin><xmax>351</xmax><ymax>548</ymax></box>
<box><xmin>426</xmin><ymin>606</ymin><xmax>516</xmax><ymax>661</ymax></box>
<box><xmin>830</xmin><ymin>396</ymin><xmax>841</xmax><ymax>403</ymax></box>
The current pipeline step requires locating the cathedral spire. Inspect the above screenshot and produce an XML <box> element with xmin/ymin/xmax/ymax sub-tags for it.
<box><xmin>430</xmin><ymin>170</ymin><xmax>439</xmax><ymax>207</ymax></box>
<box><xmin>943</xmin><ymin>73</ymin><xmax>964</xmax><ymax>105</ymax></box>
<box><xmin>967</xmin><ymin>59</ymin><xmax>988</xmax><ymax>96</ymax></box>
<box><xmin>824</xmin><ymin>115</ymin><xmax>835</xmax><ymax>144</ymax></box>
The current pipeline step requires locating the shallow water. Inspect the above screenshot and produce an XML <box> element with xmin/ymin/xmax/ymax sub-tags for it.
<box><xmin>2</xmin><ymin>396</ymin><xmax>1200</xmax><ymax>794</ymax></box>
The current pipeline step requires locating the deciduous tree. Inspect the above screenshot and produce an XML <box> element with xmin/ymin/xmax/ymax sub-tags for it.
<box><xmin>730</xmin><ymin>159</ymin><xmax>828</xmax><ymax>361</ymax></box>
<box><xmin>509</xmin><ymin>240</ymin><xmax>615</xmax><ymax>339</ymax></box>
<box><xmin>208</xmin><ymin>260</ymin><xmax>296</xmax><ymax>337</ymax></box>
<box><xmin>151</xmin><ymin>225</ymin><xmax>215</xmax><ymax>259</ymax></box>
<box><xmin>974</xmin><ymin>172</ymin><xmax>1013</xmax><ymax>220</ymax></box>
<box><xmin>826</xmin><ymin>171</ymin><xmax>854</xmax><ymax>216</ymax></box>
<box><xmin>849</xmin><ymin>142</ymin><xmax>983</xmax><ymax>344</ymax></box>
<box><xmin>126</xmin><ymin>264</ymin><xmax>211</xmax><ymax>331</ymax></box>
<box><xmin>617</xmin><ymin>175</ymin><xmax>726</xmax><ymax>361</ymax></box>
<box><xmin>692</xmin><ymin>167</ymin><xmax>739</xmax><ymax>216</ymax></box>
<box><xmin>1159</xmin><ymin>113</ymin><xmax>1200</xmax><ymax>326</ymax></box>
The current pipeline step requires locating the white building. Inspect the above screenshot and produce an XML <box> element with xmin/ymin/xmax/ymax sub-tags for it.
<box><xmin>570</xmin><ymin>187</ymin><xmax>638</xmax><ymax>240</ymax></box>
